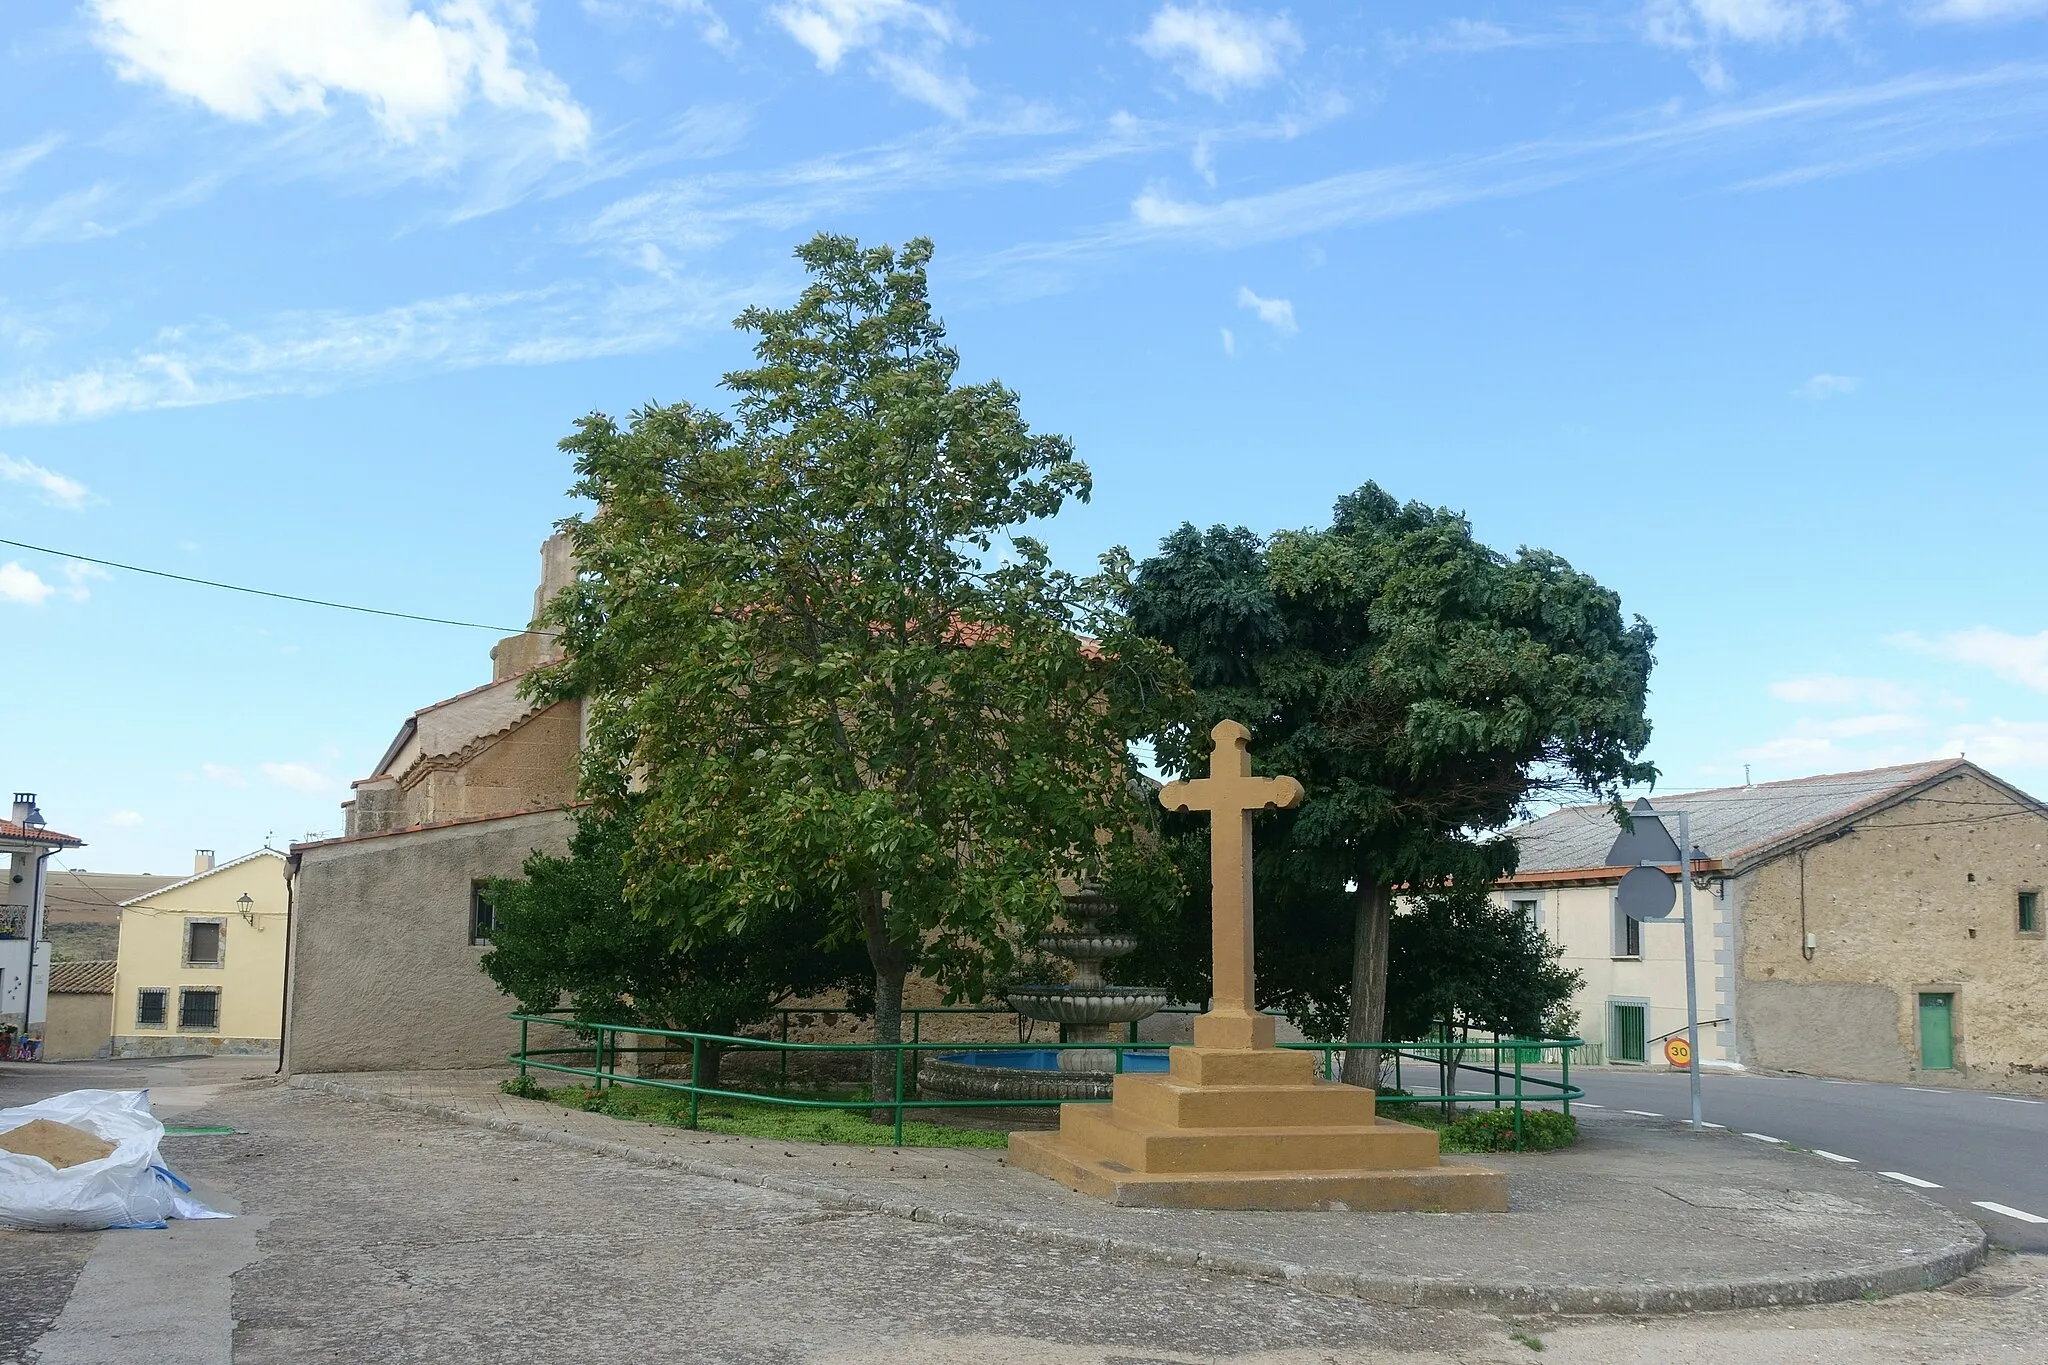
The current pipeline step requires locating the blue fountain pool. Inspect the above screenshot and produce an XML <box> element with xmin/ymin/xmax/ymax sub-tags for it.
<box><xmin>939</xmin><ymin>1048</ymin><xmax>1170</xmax><ymax>1072</ymax></box>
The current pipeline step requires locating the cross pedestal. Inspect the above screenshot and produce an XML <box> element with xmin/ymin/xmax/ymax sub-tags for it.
<box><xmin>1007</xmin><ymin>720</ymin><xmax>1507</xmax><ymax>1212</ymax></box>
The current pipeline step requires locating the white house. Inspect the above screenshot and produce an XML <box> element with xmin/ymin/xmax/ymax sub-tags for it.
<box><xmin>2</xmin><ymin>792</ymin><xmax>85</xmax><ymax>1047</ymax></box>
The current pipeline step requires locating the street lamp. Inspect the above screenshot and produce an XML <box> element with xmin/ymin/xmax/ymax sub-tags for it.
<box><xmin>237</xmin><ymin>892</ymin><xmax>256</xmax><ymax>925</ymax></box>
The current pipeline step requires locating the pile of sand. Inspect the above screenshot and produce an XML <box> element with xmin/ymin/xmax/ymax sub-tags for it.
<box><xmin>0</xmin><ymin>1118</ymin><xmax>116</xmax><ymax>1169</ymax></box>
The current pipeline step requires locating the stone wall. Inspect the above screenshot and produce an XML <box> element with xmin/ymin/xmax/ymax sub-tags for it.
<box><xmin>285</xmin><ymin>809</ymin><xmax>576</xmax><ymax>1074</ymax></box>
<box><xmin>1736</xmin><ymin>770</ymin><xmax>2048</xmax><ymax>1092</ymax></box>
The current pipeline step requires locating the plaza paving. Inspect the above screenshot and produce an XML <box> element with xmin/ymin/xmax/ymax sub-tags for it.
<box><xmin>4</xmin><ymin>1058</ymin><xmax>2046</xmax><ymax>1363</ymax></box>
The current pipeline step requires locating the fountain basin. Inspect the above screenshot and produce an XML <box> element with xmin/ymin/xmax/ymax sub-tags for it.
<box><xmin>1034</xmin><ymin>933</ymin><xmax>1138</xmax><ymax>960</ymax></box>
<box><xmin>918</xmin><ymin>1048</ymin><xmax>1170</xmax><ymax>1102</ymax></box>
<box><xmin>1005</xmin><ymin>986</ymin><xmax>1172</xmax><ymax>1025</ymax></box>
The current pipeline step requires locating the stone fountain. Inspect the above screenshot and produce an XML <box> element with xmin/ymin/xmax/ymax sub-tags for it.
<box><xmin>918</xmin><ymin>883</ymin><xmax>1172</xmax><ymax>1102</ymax></box>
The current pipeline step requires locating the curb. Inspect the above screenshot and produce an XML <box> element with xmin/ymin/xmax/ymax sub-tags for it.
<box><xmin>289</xmin><ymin>1074</ymin><xmax>1988</xmax><ymax>1316</ymax></box>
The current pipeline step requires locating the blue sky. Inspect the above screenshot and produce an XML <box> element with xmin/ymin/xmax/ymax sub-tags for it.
<box><xmin>3</xmin><ymin>0</ymin><xmax>2046</xmax><ymax>874</ymax></box>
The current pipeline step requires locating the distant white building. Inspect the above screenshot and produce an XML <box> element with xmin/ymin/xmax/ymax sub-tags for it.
<box><xmin>1497</xmin><ymin>760</ymin><xmax>2048</xmax><ymax>1093</ymax></box>
<box><xmin>2</xmin><ymin>792</ymin><xmax>85</xmax><ymax>1045</ymax></box>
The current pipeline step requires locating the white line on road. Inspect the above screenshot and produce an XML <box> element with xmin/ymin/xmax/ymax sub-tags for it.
<box><xmin>1881</xmin><ymin>1172</ymin><xmax>1942</xmax><ymax>1188</ymax></box>
<box><xmin>1624</xmin><ymin>1109</ymin><xmax>1662</xmax><ymax>1117</ymax></box>
<box><xmin>1986</xmin><ymin>1096</ymin><xmax>2044</xmax><ymax>1106</ymax></box>
<box><xmin>1743</xmin><ymin>1133</ymin><xmax>1786</xmax><ymax>1144</ymax></box>
<box><xmin>1812</xmin><ymin>1150</ymin><xmax>1858</xmax><ymax>1163</ymax></box>
<box><xmin>1701</xmin><ymin>1122</ymin><xmax>1726</xmax><ymax>1129</ymax></box>
<box><xmin>1902</xmin><ymin>1086</ymin><xmax>1947</xmax><ymax>1094</ymax></box>
<box><xmin>1823</xmin><ymin>1079</ymin><xmax>1866</xmax><ymax>1086</ymax></box>
<box><xmin>1972</xmin><ymin>1201</ymin><xmax>2048</xmax><ymax>1224</ymax></box>
<box><xmin>1575</xmin><ymin>1102</ymin><xmax>1604</xmax><ymax>1108</ymax></box>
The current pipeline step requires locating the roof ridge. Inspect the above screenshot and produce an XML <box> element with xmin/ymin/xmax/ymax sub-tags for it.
<box><xmin>119</xmin><ymin>848</ymin><xmax>287</xmax><ymax>905</ymax></box>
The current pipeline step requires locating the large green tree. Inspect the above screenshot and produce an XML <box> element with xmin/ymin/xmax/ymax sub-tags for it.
<box><xmin>530</xmin><ymin>234</ymin><xmax>1188</xmax><ymax>1107</ymax></box>
<box><xmin>480</xmin><ymin>809</ymin><xmax>866</xmax><ymax>1088</ymax></box>
<box><xmin>1128</xmin><ymin>485</ymin><xmax>1652</xmax><ymax>1082</ymax></box>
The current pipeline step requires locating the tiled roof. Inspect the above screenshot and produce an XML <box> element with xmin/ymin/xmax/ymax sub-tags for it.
<box><xmin>0</xmin><ymin>818</ymin><xmax>84</xmax><ymax>848</ymax></box>
<box><xmin>1506</xmin><ymin>760</ymin><xmax>2041</xmax><ymax>878</ymax></box>
<box><xmin>291</xmin><ymin>803</ymin><xmax>578</xmax><ymax>854</ymax></box>
<box><xmin>49</xmin><ymin>959</ymin><xmax>116</xmax><ymax>994</ymax></box>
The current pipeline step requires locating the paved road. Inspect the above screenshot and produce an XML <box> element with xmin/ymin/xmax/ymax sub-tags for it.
<box><xmin>1568</xmin><ymin>1067</ymin><xmax>2048</xmax><ymax>1253</ymax></box>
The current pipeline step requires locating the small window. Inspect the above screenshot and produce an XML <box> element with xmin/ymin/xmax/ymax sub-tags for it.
<box><xmin>1513</xmin><ymin>898</ymin><xmax>1540</xmax><ymax>930</ymax></box>
<box><xmin>1612</xmin><ymin>899</ymin><xmax>1642</xmax><ymax>958</ymax></box>
<box><xmin>2021</xmin><ymin>890</ymin><xmax>2041</xmax><ymax>935</ymax></box>
<box><xmin>177</xmin><ymin>987</ymin><xmax>221</xmax><ymax>1031</ymax></box>
<box><xmin>136</xmin><ymin>988</ymin><xmax>168</xmax><ymax>1028</ymax></box>
<box><xmin>185</xmin><ymin>919</ymin><xmax>224</xmax><ymax>967</ymax></box>
<box><xmin>470</xmin><ymin>883</ymin><xmax>495</xmax><ymax>946</ymax></box>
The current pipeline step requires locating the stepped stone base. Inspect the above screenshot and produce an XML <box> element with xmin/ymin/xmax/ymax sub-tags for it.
<box><xmin>1007</xmin><ymin>1045</ymin><xmax>1507</xmax><ymax>1212</ymax></box>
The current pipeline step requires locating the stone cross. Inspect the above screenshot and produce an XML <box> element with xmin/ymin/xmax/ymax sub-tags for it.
<box><xmin>1158</xmin><ymin>720</ymin><xmax>1303</xmax><ymax>1051</ymax></box>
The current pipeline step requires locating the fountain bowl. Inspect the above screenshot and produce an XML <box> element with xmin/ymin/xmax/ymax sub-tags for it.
<box><xmin>1034</xmin><ymin>933</ymin><xmax>1138</xmax><ymax>960</ymax></box>
<box><xmin>1005</xmin><ymin>986</ymin><xmax>1173</xmax><ymax>1025</ymax></box>
<box><xmin>918</xmin><ymin>1048</ymin><xmax>1170</xmax><ymax>1102</ymax></box>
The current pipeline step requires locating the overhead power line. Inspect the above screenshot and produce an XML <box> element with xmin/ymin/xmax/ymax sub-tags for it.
<box><xmin>0</xmin><ymin>536</ymin><xmax>554</xmax><ymax>636</ymax></box>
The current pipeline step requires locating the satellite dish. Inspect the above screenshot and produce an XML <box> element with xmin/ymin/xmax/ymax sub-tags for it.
<box><xmin>1604</xmin><ymin>797</ymin><xmax>1681</xmax><ymax>868</ymax></box>
<box><xmin>1616</xmin><ymin>864</ymin><xmax>1677</xmax><ymax>920</ymax></box>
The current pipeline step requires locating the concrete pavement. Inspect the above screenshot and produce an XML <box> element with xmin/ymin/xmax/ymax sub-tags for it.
<box><xmin>1567</xmin><ymin>1066</ymin><xmax>2048</xmax><ymax>1253</ymax></box>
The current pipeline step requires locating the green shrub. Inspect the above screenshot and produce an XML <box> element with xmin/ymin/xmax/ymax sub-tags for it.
<box><xmin>500</xmin><ymin>1074</ymin><xmax>544</xmax><ymax>1100</ymax></box>
<box><xmin>1441</xmin><ymin>1107</ymin><xmax>1576</xmax><ymax>1153</ymax></box>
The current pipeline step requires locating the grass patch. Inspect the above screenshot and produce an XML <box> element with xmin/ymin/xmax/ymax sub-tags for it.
<box><xmin>1393</xmin><ymin>1105</ymin><xmax>1578</xmax><ymax>1153</ymax></box>
<box><xmin>514</xmin><ymin>1077</ymin><xmax>1011</xmax><ymax>1148</ymax></box>
<box><xmin>1509</xmin><ymin>1328</ymin><xmax>1545</xmax><ymax>1351</ymax></box>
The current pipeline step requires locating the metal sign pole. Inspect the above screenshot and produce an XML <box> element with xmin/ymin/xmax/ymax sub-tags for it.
<box><xmin>1677</xmin><ymin>811</ymin><xmax>1702</xmax><ymax>1131</ymax></box>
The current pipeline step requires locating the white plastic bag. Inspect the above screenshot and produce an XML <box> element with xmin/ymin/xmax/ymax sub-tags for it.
<box><xmin>0</xmin><ymin>1089</ymin><xmax>211</xmax><ymax>1231</ymax></box>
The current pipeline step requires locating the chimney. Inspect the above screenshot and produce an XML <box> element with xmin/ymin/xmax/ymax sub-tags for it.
<box><xmin>194</xmin><ymin>849</ymin><xmax>216</xmax><ymax>875</ymax></box>
<box><xmin>11</xmin><ymin>792</ymin><xmax>37</xmax><ymax>826</ymax></box>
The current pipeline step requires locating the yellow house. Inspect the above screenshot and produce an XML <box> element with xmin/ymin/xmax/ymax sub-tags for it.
<box><xmin>112</xmin><ymin>849</ymin><xmax>289</xmax><ymax>1057</ymax></box>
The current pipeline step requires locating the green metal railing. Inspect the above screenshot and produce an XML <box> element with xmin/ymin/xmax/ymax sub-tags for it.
<box><xmin>510</xmin><ymin>1011</ymin><xmax>1582</xmax><ymax>1150</ymax></box>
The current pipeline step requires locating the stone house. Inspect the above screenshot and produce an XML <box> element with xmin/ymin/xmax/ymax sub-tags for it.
<box><xmin>1495</xmin><ymin>760</ymin><xmax>2048</xmax><ymax>1092</ymax></box>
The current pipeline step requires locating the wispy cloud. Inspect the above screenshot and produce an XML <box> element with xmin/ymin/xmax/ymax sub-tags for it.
<box><xmin>1219</xmin><ymin>325</ymin><xmax>1235</xmax><ymax>355</ymax></box>
<box><xmin>772</xmin><ymin>0</ymin><xmax>976</xmax><ymax>118</ymax></box>
<box><xmin>1794</xmin><ymin>372</ymin><xmax>1859</xmax><ymax>398</ymax></box>
<box><xmin>1939</xmin><ymin>718</ymin><xmax>2048</xmax><ymax>768</ymax></box>
<box><xmin>1916</xmin><ymin>0</ymin><xmax>2048</xmax><ymax>21</ymax></box>
<box><xmin>107</xmin><ymin>809</ymin><xmax>145</xmax><ymax>828</ymax></box>
<box><xmin>261</xmin><ymin>760</ymin><xmax>334</xmax><ymax>793</ymax></box>
<box><xmin>583</xmin><ymin>0</ymin><xmax>736</xmax><ymax>51</ymax></box>
<box><xmin>1769</xmin><ymin>674</ymin><xmax>1919</xmax><ymax>709</ymax></box>
<box><xmin>1138</xmin><ymin>4</ymin><xmax>1302</xmax><ymax>99</ymax></box>
<box><xmin>0</xmin><ymin>453</ymin><xmax>93</xmax><ymax>508</ymax></box>
<box><xmin>200</xmin><ymin>763</ymin><xmax>248</xmax><ymax>787</ymax></box>
<box><xmin>1894</xmin><ymin>627</ymin><xmax>2048</xmax><ymax>691</ymax></box>
<box><xmin>966</xmin><ymin>61</ymin><xmax>2048</xmax><ymax>282</ymax></box>
<box><xmin>1235</xmin><ymin>285</ymin><xmax>1296</xmax><ymax>333</ymax></box>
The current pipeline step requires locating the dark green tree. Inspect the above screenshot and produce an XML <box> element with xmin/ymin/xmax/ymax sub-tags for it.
<box><xmin>1384</xmin><ymin>882</ymin><xmax>1581</xmax><ymax>1044</ymax></box>
<box><xmin>480</xmin><ymin>809</ymin><xmax>866</xmax><ymax>1088</ymax></box>
<box><xmin>1129</xmin><ymin>484</ymin><xmax>1653</xmax><ymax>1082</ymax></box>
<box><xmin>529</xmin><ymin>234</ymin><xmax>1189</xmax><ymax>1109</ymax></box>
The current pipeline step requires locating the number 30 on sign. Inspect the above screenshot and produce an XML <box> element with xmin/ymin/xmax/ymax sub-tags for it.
<box><xmin>1664</xmin><ymin>1036</ymin><xmax>1692</xmax><ymax>1067</ymax></box>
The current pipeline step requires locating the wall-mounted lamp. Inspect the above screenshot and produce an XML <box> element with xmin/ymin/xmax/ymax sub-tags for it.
<box><xmin>236</xmin><ymin>892</ymin><xmax>256</xmax><ymax>925</ymax></box>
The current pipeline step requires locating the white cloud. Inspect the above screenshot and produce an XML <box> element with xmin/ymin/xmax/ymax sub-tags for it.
<box><xmin>1645</xmin><ymin>0</ymin><xmax>1849</xmax><ymax>47</ymax></box>
<box><xmin>1139</xmin><ymin>4</ymin><xmax>1303</xmax><ymax>99</ymax></box>
<box><xmin>1769</xmin><ymin>674</ymin><xmax>1919</xmax><ymax>709</ymax></box>
<box><xmin>1917</xmin><ymin>0</ymin><xmax>2048</xmax><ymax>20</ymax></box>
<box><xmin>0</xmin><ymin>453</ymin><xmax>92</xmax><ymax>508</ymax></box>
<box><xmin>1794</xmin><ymin>372</ymin><xmax>1859</xmax><ymax>398</ymax></box>
<box><xmin>58</xmin><ymin>561</ymin><xmax>109</xmax><ymax>603</ymax></box>
<box><xmin>1894</xmin><ymin>627</ymin><xmax>2048</xmax><ymax>692</ymax></box>
<box><xmin>582</xmin><ymin>0</ymin><xmax>734</xmax><ymax>51</ymax></box>
<box><xmin>0</xmin><ymin>562</ymin><xmax>54</xmax><ymax>606</ymax></box>
<box><xmin>1219</xmin><ymin>326</ymin><xmax>1235</xmax><ymax>354</ymax></box>
<box><xmin>262</xmin><ymin>761</ymin><xmax>334</xmax><ymax>793</ymax></box>
<box><xmin>107</xmin><ymin>810</ymin><xmax>145</xmax><ymax>828</ymax></box>
<box><xmin>1805</xmin><ymin>712</ymin><xmax>1922</xmax><ymax>738</ymax></box>
<box><xmin>201</xmin><ymin>763</ymin><xmax>249</xmax><ymax>786</ymax></box>
<box><xmin>772</xmin><ymin>0</ymin><xmax>975</xmax><ymax>117</ymax></box>
<box><xmin>87</xmin><ymin>0</ymin><xmax>589</xmax><ymax>154</ymax></box>
<box><xmin>1236</xmin><ymin>285</ymin><xmax>1297</xmax><ymax>333</ymax></box>
<box><xmin>1939</xmin><ymin>719</ymin><xmax>2048</xmax><ymax>768</ymax></box>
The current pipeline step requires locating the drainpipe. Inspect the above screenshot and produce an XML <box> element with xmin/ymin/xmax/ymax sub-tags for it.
<box><xmin>274</xmin><ymin>852</ymin><xmax>298</xmax><ymax>1075</ymax></box>
<box><xmin>25</xmin><ymin>844</ymin><xmax>51</xmax><ymax>1040</ymax></box>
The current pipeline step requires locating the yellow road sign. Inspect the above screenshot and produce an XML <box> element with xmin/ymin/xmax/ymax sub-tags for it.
<box><xmin>1664</xmin><ymin>1036</ymin><xmax>1692</xmax><ymax>1067</ymax></box>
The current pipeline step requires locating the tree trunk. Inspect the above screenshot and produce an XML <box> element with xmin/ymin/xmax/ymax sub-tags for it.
<box><xmin>1340</xmin><ymin>882</ymin><xmax>1393</xmax><ymax>1088</ymax></box>
<box><xmin>696</xmin><ymin>1040</ymin><xmax>724</xmax><ymax>1092</ymax></box>
<box><xmin>857</xmin><ymin>887</ymin><xmax>911</xmax><ymax>1126</ymax></box>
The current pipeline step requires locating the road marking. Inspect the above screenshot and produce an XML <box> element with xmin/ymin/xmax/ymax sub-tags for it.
<box><xmin>1743</xmin><ymin>1132</ymin><xmax>1787</xmax><ymax>1144</ymax></box>
<box><xmin>1986</xmin><ymin>1096</ymin><xmax>2044</xmax><ymax>1106</ymax></box>
<box><xmin>1823</xmin><ymin>1079</ymin><xmax>1866</xmax><ymax>1086</ymax></box>
<box><xmin>1812</xmin><ymin>1150</ymin><xmax>1858</xmax><ymax>1163</ymax></box>
<box><xmin>1624</xmin><ymin>1109</ymin><xmax>1662</xmax><ymax>1117</ymax></box>
<box><xmin>1881</xmin><ymin>1172</ymin><xmax>1942</xmax><ymax>1188</ymax></box>
<box><xmin>1700</xmin><ymin>1121</ymin><xmax>1726</xmax><ymax>1129</ymax></box>
<box><xmin>1575</xmin><ymin>1102</ymin><xmax>1604</xmax><ymax>1109</ymax></box>
<box><xmin>1902</xmin><ymin>1086</ymin><xmax>1947</xmax><ymax>1094</ymax></box>
<box><xmin>1973</xmin><ymin>1202</ymin><xmax>2048</xmax><ymax>1225</ymax></box>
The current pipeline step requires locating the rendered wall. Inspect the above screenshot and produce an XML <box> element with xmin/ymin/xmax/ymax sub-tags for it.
<box><xmin>112</xmin><ymin>853</ymin><xmax>289</xmax><ymax>1058</ymax></box>
<box><xmin>42</xmin><ymin>991</ymin><xmax>111</xmax><ymax>1060</ymax></box>
<box><xmin>285</xmin><ymin>810</ymin><xmax>574</xmax><ymax>1073</ymax></box>
<box><xmin>1736</xmin><ymin>771</ymin><xmax>2048</xmax><ymax>1093</ymax></box>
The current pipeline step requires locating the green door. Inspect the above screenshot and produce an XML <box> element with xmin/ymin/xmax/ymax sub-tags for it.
<box><xmin>1612</xmin><ymin>1003</ymin><xmax>1647</xmax><ymax>1063</ymax></box>
<box><xmin>1918</xmin><ymin>993</ymin><xmax>1955</xmax><ymax>1071</ymax></box>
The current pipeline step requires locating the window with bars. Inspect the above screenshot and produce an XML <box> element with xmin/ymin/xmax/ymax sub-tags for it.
<box><xmin>177</xmin><ymin>987</ymin><xmax>221</xmax><ymax>1031</ymax></box>
<box><xmin>470</xmin><ymin>883</ymin><xmax>495</xmax><ymax>945</ymax></box>
<box><xmin>184</xmin><ymin>919</ymin><xmax>224</xmax><ymax>967</ymax></box>
<box><xmin>2020</xmin><ymin>890</ymin><xmax>2041</xmax><ymax>936</ymax></box>
<box><xmin>136</xmin><ymin>988</ymin><xmax>168</xmax><ymax>1027</ymax></box>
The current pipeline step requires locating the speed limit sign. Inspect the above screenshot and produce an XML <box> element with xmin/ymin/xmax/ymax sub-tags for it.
<box><xmin>1664</xmin><ymin>1036</ymin><xmax>1692</xmax><ymax>1067</ymax></box>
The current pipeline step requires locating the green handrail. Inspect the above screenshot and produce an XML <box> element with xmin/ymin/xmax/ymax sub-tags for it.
<box><xmin>507</xmin><ymin>1012</ymin><xmax>1584</xmax><ymax>1151</ymax></box>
